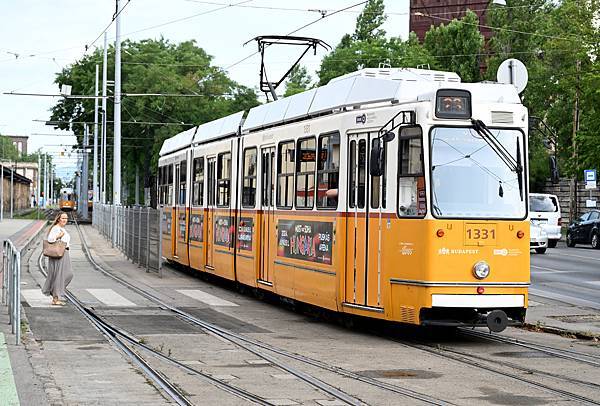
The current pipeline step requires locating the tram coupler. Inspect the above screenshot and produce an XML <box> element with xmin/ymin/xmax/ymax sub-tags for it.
<box><xmin>484</xmin><ymin>309</ymin><xmax>509</xmax><ymax>333</ymax></box>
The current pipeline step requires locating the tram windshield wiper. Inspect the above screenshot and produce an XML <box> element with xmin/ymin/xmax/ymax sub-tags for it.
<box><xmin>471</xmin><ymin>119</ymin><xmax>524</xmax><ymax>201</ymax></box>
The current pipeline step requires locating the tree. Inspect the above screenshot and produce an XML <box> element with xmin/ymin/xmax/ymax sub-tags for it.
<box><xmin>0</xmin><ymin>135</ymin><xmax>19</xmax><ymax>161</ymax></box>
<box><xmin>50</xmin><ymin>38</ymin><xmax>259</xmax><ymax>205</ymax></box>
<box><xmin>317</xmin><ymin>1</ymin><xmax>434</xmax><ymax>85</ymax></box>
<box><xmin>353</xmin><ymin>0</ymin><xmax>387</xmax><ymax>41</ymax></box>
<box><xmin>423</xmin><ymin>10</ymin><xmax>485</xmax><ymax>82</ymax></box>
<box><xmin>284</xmin><ymin>65</ymin><xmax>312</xmax><ymax>97</ymax></box>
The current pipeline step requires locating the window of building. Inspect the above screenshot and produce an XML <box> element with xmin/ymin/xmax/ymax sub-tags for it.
<box><xmin>277</xmin><ymin>141</ymin><xmax>295</xmax><ymax>208</ymax></box>
<box><xmin>217</xmin><ymin>152</ymin><xmax>231</xmax><ymax>207</ymax></box>
<box><xmin>317</xmin><ymin>133</ymin><xmax>340</xmax><ymax>209</ymax></box>
<box><xmin>192</xmin><ymin>157</ymin><xmax>204</xmax><ymax>206</ymax></box>
<box><xmin>242</xmin><ymin>148</ymin><xmax>257</xmax><ymax>208</ymax></box>
<box><xmin>398</xmin><ymin>126</ymin><xmax>425</xmax><ymax>217</ymax></box>
<box><xmin>295</xmin><ymin>137</ymin><xmax>316</xmax><ymax>209</ymax></box>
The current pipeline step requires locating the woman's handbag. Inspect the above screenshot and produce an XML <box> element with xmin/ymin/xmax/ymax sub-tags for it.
<box><xmin>43</xmin><ymin>239</ymin><xmax>66</xmax><ymax>259</ymax></box>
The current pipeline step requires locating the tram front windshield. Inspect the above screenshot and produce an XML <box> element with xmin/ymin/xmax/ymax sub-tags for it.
<box><xmin>430</xmin><ymin>127</ymin><xmax>526</xmax><ymax>219</ymax></box>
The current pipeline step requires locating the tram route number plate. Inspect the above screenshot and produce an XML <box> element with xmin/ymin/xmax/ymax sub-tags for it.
<box><xmin>464</xmin><ymin>223</ymin><xmax>497</xmax><ymax>246</ymax></box>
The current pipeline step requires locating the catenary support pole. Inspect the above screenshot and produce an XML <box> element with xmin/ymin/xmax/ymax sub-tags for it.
<box><xmin>135</xmin><ymin>165</ymin><xmax>139</xmax><ymax>205</ymax></box>
<box><xmin>36</xmin><ymin>155</ymin><xmax>40</xmax><ymax>218</ymax></box>
<box><xmin>101</xmin><ymin>32</ymin><xmax>108</xmax><ymax>204</ymax></box>
<box><xmin>93</xmin><ymin>64</ymin><xmax>99</xmax><ymax>203</ymax></box>
<box><xmin>113</xmin><ymin>0</ymin><xmax>122</xmax><ymax>244</ymax></box>
<box><xmin>9</xmin><ymin>164</ymin><xmax>13</xmax><ymax>218</ymax></box>
<box><xmin>43</xmin><ymin>154</ymin><xmax>47</xmax><ymax>209</ymax></box>
<box><xmin>83</xmin><ymin>126</ymin><xmax>89</xmax><ymax>220</ymax></box>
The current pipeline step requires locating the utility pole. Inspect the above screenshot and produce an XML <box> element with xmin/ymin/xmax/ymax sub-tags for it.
<box><xmin>113</xmin><ymin>0</ymin><xmax>122</xmax><ymax>243</ymax></box>
<box><xmin>101</xmin><ymin>32</ymin><xmax>108</xmax><ymax>205</ymax></box>
<box><xmin>135</xmin><ymin>165</ymin><xmax>139</xmax><ymax>205</ymax></box>
<box><xmin>83</xmin><ymin>127</ymin><xmax>89</xmax><ymax>220</ymax></box>
<box><xmin>93</xmin><ymin>64</ymin><xmax>99</xmax><ymax>203</ymax></box>
<box><xmin>570</xmin><ymin>59</ymin><xmax>581</xmax><ymax>222</ymax></box>
<box><xmin>10</xmin><ymin>164</ymin><xmax>14</xmax><ymax>218</ymax></box>
<box><xmin>37</xmin><ymin>154</ymin><xmax>41</xmax><ymax>218</ymax></box>
<box><xmin>50</xmin><ymin>166</ymin><xmax>54</xmax><ymax>207</ymax></box>
<box><xmin>43</xmin><ymin>154</ymin><xmax>47</xmax><ymax>209</ymax></box>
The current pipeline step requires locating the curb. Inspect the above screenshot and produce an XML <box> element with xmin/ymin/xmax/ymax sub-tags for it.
<box><xmin>522</xmin><ymin>322</ymin><xmax>600</xmax><ymax>341</ymax></box>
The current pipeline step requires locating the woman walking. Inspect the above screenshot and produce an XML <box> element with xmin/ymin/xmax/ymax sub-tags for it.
<box><xmin>42</xmin><ymin>212</ymin><xmax>73</xmax><ymax>305</ymax></box>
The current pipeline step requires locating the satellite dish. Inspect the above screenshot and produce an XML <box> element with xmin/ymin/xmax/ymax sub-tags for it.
<box><xmin>497</xmin><ymin>59</ymin><xmax>528</xmax><ymax>94</ymax></box>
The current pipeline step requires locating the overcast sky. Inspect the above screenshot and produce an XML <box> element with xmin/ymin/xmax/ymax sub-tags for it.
<box><xmin>0</xmin><ymin>0</ymin><xmax>409</xmax><ymax>180</ymax></box>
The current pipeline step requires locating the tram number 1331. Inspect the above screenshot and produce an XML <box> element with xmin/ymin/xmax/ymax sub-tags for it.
<box><xmin>464</xmin><ymin>224</ymin><xmax>497</xmax><ymax>246</ymax></box>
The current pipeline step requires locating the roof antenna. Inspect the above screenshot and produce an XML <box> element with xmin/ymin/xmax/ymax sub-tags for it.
<box><xmin>244</xmin><ymin>35</ymin><xmax>330</xmax><ymax>101</ymax></box>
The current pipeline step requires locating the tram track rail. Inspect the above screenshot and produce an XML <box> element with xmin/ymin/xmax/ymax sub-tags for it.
<box><xmin>457</xmin><ymin>328</ymin><xmax>600</xmax><ymax>367</ymax></box>
<box><xmin>384</xmin><ymin>336</ymin><xmax>600</xmax><ymax>405</ymax></box>
<box><xmin>73</xmin><ymin>218</ymin><xmax>450</xmax><ymax>406</ymax></box>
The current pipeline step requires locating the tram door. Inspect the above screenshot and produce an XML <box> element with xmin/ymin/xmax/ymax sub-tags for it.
<box><xmin>259</xmin><ymin>146</ymin><xmax>275</xmax><ymax>284</ymax></box>
<box><xmin>345</xmin><ymin>133</ymin><xmax>381</xmax><ymax>308</ymax></box>
<box><xmin>205</xmin><ymin>157</ymin><xmax>216</xmax><ymax>269</ymax></box>
<box><xmin>173</xmin><ymin>163</ymin><xmax>181</xmax><ymax>259</ymax></box>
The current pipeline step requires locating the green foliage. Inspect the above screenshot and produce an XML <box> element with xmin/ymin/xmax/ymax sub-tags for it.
<box><xmin>0</xmin><ymin>135</ymin><xmax>19</xmax><ymax>161</ymax></box>
<box><xmin>423</xmin><ymin>10</ymin><xmax>485</xmax><ymax>82</ymax></box>
<box><xmin>353</xmin><ymin>0</ymin><xmax>387</xmax><ymax>41</ymax></box>
<box><xmin>317</xmin><ymin>4</ymin><xmax>434</xmax><ymax>85</ymax></box>
<box><xmin>487</xmin><ymin>0</ymin><xmax>600</xmax><ymax>182</ymax></box>
<box><xmin>50</xmin><ymin>38</ymin><xmax>259</xmax><ymax>204</ymax></box>
<box><xmin>284</xmin><ymin>65</ymin><xmax>312</xmax><ymax>97</ymax></box>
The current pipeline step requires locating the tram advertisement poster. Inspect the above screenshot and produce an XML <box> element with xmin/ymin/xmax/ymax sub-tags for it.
<box><xmin>178</xmin><ymin>213</ymin><xmax>186</xmax><ymax>239</ymax></box>
<box><xmin>189</xmin><ymin>214</ymin><xmax>203</xmax><ymax>242</ymax></box>
<box><xmin>162</xmin><ymin>211</ymin><xmax>172</xmax><ymax>235</ymax></box>
<box><xmin>277</xmin><ymin>220</ymin><xmax>333</xmax><ymax>265</ymax></box>
<box><xmin>214</xmin><ymin>216</ymin><xmax>234</xmax><ymax>248</ymax></box>
<box><xmin>237</xmin><ymin>217</ymin><xmax>253</xmax><ymax>251</ymax></box>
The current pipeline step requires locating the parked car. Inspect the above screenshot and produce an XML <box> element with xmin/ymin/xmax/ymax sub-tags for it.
<box><xmin>530</xmin><ymin>223</ymin><xmax>548</xmax><ymax>254</ymax></box>
<box><xmin>566</xmin><ymin>210</ymin><xmax>600</xmax><ymax>249</ymax></box>
<box><xmin>529</xmin><ymin>193</ymin><xmax>562</xmax><ymax>248</ymax></box>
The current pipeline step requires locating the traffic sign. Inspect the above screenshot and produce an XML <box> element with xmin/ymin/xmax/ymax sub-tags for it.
<box><xmin>584</xmin><ymin>169</ymin><xmax>597</xmax><ymax>189</ymax></box>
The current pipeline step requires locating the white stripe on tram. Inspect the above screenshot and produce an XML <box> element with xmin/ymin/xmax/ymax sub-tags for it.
<box><xmin>177</xmin><ymin>289</ymin><xmax>238</xmax><ymax>307</ymax></box>
<box><xmin>86</xmin><ymin>289</ymin><xmax>137</xmax><ymax>307</ymax></box>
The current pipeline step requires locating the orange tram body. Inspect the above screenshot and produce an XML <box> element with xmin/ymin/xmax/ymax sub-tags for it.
<box><xmin>158</xmin><ymin>67</ymin><xmax>530</xmax><ymax>332</ymax></box>
<box><xmin>59</xmin><ymin>188</ymin><xmax>76</xmax><ymax>211</ymax></box>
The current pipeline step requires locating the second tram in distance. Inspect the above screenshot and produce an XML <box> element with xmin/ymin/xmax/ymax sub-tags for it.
<box><xmin>158</xmin><ymin>66</ymin><xmax>530</xmax><ymax>332</ymax></box>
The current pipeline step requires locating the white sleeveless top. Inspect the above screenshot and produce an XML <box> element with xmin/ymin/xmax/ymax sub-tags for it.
<box><xmin>47</xmin><ymin>225</ymin><xmax>71</xmax><ymax>248</ymax></box>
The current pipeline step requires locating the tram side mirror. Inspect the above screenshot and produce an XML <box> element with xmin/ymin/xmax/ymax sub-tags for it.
<box><xmin>549</xmin><ymin>156</ymin><xmax>559</xmax><ymax>184</ymax></box>
<box><xmin>370</xmin><ymin>138</ymin><xmax>384</xmax><ymax>177</ymax></box>
<box><xmin>382</xmin><ymin>131</ymin><xmax>395</xmax><ymax>143</ymax></box>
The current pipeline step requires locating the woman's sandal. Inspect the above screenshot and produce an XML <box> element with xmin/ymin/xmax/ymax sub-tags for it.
<box><xmin>51</xmin><ymin>299</ymin><xmax>66</xmax><ymax>306</ymax></box>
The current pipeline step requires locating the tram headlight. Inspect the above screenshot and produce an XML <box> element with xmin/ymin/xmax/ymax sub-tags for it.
<box><xmin>472</xmin><ymin>261</ymin><xmax>490</xmax><ymax>280</ymax></box>
<box><xmin>435</xmin><ymin>89</ymin><xmax>471</xmax><ymax>119</ymax></box>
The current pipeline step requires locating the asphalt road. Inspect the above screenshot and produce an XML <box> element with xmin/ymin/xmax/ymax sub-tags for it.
<box><xmin>530</xmin><ymin>242</ymin><xmax>600</xmax><ymax>310</ymax></box>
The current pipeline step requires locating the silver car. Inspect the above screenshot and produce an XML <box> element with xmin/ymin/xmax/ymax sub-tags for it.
<box><xmin>530</xmin><ymin>223</ymin><xmax>548</xmax><ymax>254</ymax></box>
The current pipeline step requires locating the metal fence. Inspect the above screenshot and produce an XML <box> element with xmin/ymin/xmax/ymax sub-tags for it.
<box><xmin>93</xmin><ymin>203</ymin><xmax>162</xmax><ymax>275</ymax></box>
<box><xmin>1</xmin><ymin>239</ymin><xmax>21</xmax><ymax>344</ymax></box>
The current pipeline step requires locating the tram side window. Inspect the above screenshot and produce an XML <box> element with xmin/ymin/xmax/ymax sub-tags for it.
<box><xmin>192</xmin><ymin>157</ymin><xmax>204</xmax><ymax>206</ymax></box>
<box><xmin>167</xmin><ymin>164</ymin><xmax>173</xmax><ymax>206</ymax></box>
<box><xmin>317</xmin><ymin>133</ymin><xmax>340</xmax><ymax>209</ymax></box>
<box><xmin>217</xmin><ymin>152</ymin><xmax>231</xmax><ymax>207</ymax></box>
<box><xmin>398</xmin><ymin>127</ymin><xmax>425</xmax><ymax>217</ymax></box>
<box><xmin>371</xmin><ymin>137</ymin><xmax>387</xmax><ymax>209</ymax></box>
<box><xmin>179</xmin><ymin>160</ymin><xmax>187</xmax><ymax>205</ymax></box>
<box><xmin>296</xmin><ymin>137</ymin><xmax>316</xmax><ymax>209</ymax></box>
<box><xmin>242</xmin><ymin>148</ymin><xmax>257</xmax><ymax>208</ymax></box>
<box><xmin>349</xmin><ymin>139</ymin><xmax>366</xmax><ymax>209</ymax></box>
<box><xmin>277</xmin><ymin>141</ymin><xmax>295</xmax><ymax>209</ymax></box>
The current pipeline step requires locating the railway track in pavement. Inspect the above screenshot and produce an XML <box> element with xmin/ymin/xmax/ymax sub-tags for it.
<box><xmin>37</xmin><ymin>252</ymin><xmax>274</xmax><ymax>405</ymax></box>
<box><xmin>72</xmin><ymin>218</ymin><xmax>450</xmax><ymax>405</ymax></box>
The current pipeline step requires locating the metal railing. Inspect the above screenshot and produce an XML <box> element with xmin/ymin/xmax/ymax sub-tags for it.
<box><xmin>92</xmin><ymin>203</ymin><xmax>162</xmax><ymax>275</ymax></box>
<box><xmin>2</xmin><ymin>239</ymin><xmax>21</xmax><ymax>344</ymax></box>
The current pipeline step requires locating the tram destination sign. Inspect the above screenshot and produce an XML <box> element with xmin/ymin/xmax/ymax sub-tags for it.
<box><xmin>277</xmin><ymin>220</ymin><xmax>333</xmax><ymax>265</ymax></box>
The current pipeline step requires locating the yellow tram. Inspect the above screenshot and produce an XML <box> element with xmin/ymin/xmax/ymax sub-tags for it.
<box><xmin>158</xmin><ymin>67</ymin><xmax>530</xmax><ymax>332</ymax></box>
<box><xmin>59</xmin><ymin>187</ymin><xmax>76</xmax><ymax>211</ymax></box>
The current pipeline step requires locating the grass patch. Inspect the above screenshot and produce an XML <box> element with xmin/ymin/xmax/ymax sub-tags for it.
<box><xmin>13</xmin><ymin>208</ymin><xmax>44</xmax><ymax>220</ymax></box>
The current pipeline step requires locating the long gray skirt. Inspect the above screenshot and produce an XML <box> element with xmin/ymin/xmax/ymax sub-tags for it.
<box><xmin>42</xmin><ymin>249</ymin><xmax>73</xmax><ymax>299</ymax></box>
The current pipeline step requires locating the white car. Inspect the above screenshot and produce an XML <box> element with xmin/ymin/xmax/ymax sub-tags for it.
<box><xmin>530</xmin><ymin>223</ymin><xmax>548</xmax><ymax>254</ymax></box>
<box><xmin>529</xmin><ymin>193</ymin><xmax>562</xmax><ymax>248</ymax></box>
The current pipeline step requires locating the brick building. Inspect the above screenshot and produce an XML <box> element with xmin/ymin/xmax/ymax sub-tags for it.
<box><xmin>409</xmin><ymin>0</ymin><xmax>493</xmax><ymax>42</ymax></box>
<box><xmin>1</xmin><ymin>164</ymin><xmax>33</xmax><ymax>213</ymax></box>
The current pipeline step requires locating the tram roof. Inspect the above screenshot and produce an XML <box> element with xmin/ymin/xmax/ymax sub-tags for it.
<box><xmin>192</xmin><ymin>110</ymin><xmax>244</xmax><ymax>146</ymax></box>
<box><xmin>241</xmin><ymin>67</ymin><xmax>463</xmax><ymax>132</ymax></box>
<box><xmin>159</xmin><ymin>126</ymin><xmax>197</xmax><ymax>156</ymax></box>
